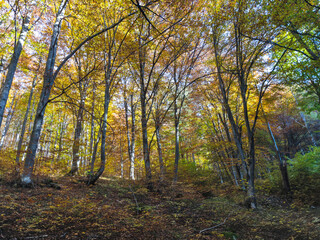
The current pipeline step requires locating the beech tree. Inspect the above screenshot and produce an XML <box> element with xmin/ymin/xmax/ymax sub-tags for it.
<box><xmin>87</xmin><ymin>0</ymin><xmax>135</xmax><ymax>185</ymax></box>
<box><xmin>0</xmin><ymin>0</ymin><xmax>41</xmax><ymax>128</ymax></box>
<box><xmin>68</xmin><ymin>50</ymin><xmax>96</xmax><ymax>175</ymax></box>
<box><xmin>123</xmin><ymin>78</ymin><xmax>137</xmax><ymax>180</ymax></box>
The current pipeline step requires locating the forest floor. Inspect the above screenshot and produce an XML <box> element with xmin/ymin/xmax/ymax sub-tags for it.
<box><xmin>0</xmin><ymin>176</ymin><xmax>319</xmax><ymax>240</ymax></box>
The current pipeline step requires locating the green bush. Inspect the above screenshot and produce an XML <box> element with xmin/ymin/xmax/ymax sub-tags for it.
<box><xmin>289</xmin><ymin>146</ymin><xmax>320</xmax><ymax>205</ymax></box>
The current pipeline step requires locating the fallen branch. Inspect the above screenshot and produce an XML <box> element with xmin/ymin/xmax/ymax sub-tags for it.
<box><xmin>129</xmin><ymin>184</ymin><xmax>140</xmax><ymax>214</ymax></box>
<box><xmin>24</xmin><ymin>235</ymin><xmax>49</xmax><ymax>239</ymax></box>
<box><xmin>199</xmin><ymin>215</ymin><xmax>229</xmax><ymax>234</ymax></box>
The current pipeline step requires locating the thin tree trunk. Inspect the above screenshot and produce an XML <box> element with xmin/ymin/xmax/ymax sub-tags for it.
<box><xmin>69</xmin><ymin>93</ymin><xmax>86</xmax><ymax>175</ymax></box>
<box><xmin>215</xmin><ymin>162</ymin><xmax>224</xmax><ymax>184</ymax></box>
<box><xmin>125</xmin><ymin>94</ymin><xmax>136</xmax><ymax>180</ymax></box>
<box><xmin>22</xmin><ymin>92</ymin><xmax>37</xmax><ymax>162</ymax></box>
<box><xmin>45</xmin><ymin>114</ymin><xmax>54</xmax><ymax>159</ymax></box>
<box><xmin>218</xmin><ymin>113</ymin><xmax>244</xmax><ymax>189</ymax></box>
<box><xmin>120</xmin><ymin>130</ymin><xmax>124</xmax><ymax>178</ymax></box>
<box><xmin>262</xmin><ymin>106</ymin><xmax>290</xmax><ymax>192</ymax></box>
<box><xmin>173</xmin><ymin>104</ymin><xmax>180</xmax><ymax>183</ymax></box>
<box><xmin>87</xmin><ymin>70</ymin><xmax>110</xmax><ymax>185</ymax></box>
<box><xmin>90</xmin><ymin>84</ymin><xmax>95</xmax><ymax>155</ymax></box>
<box><xmin>89</xmin><ymin>130</ymin><xmax>101</xmax><ymax>175</ymax></box>
<box><xmin>246</xmin><ymin>136</ymin><xmax>257</xmax><ymax>209</ymax></box>
<box><xmin>87</xmin><ymin>87</ymin><xmax>109</xmax><ymax>185</ymax></box>
<box><xmin>231</xmin><ymin>164</ymin><xmax>239</xmax><ymax>186</ymax></box>
<box><xmin>300</xmin><ymin>111</ymin><xmax>317</xmax><ymax>146</ymax></box>
<box><xmin>0</xmin><ymin>91</ymin><xmax>17</xmax><ymax>150</ymax></box>
<box><xmin>234</xmin><ymin>23</ymin><xmax>257</xmax><ymax>209</ymax></box>
<box><xmin>57</xmin><ymin>115</ymin><xmax>67</xmax><ymax>162</ymax></box>
<box><xmin>138</xmin><ymin>43</ymin><xmax>152</xmax><ymax>186</ymax></box>
<box><xmin>155</xmin><ymin>118</ymin><xmax>165</xmax><ymax>181</ymax></box>
<box><xmin>16</xmin><ymin>75</ymin><xmax>37</xmax><ymax>167</ymax></box>
<box><xmin>213</xmin><ymin>35</ymin><xmax>248</xmax><ymax>179</ymax></box>
<box><xmin>141</xmin><ymin>92</ymin><xmax>152</xmax><ymax>184</ymax></box>
<box><xmin>83</xmin><ymin>126</ymin><xmax>89</xmax><ymax>169</ymax></box>
<box><xmin>50</xmin><ymin>125</ymin><xmax>59</xmax><ymax>168</ymax></box>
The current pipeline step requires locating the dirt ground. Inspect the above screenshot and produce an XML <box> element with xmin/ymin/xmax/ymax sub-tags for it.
<box><xmin>0</xmin><ymin>176</ymin><xmax>319</xmax><ymax>239</ymax></box>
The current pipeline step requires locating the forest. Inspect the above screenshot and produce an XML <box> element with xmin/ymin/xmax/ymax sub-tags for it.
<box><xmin>0</xmin><ymin>0</ymin><xmax>320</xmax><ymax>239</ymax></box>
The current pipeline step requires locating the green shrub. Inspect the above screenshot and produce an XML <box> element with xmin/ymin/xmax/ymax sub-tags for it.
<box><xmin>288</xmin><ymin>146</ymin><xmax>320</xmax><ymax>205</ymax></box>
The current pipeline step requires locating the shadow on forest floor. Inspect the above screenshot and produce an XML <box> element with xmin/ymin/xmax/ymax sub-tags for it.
<box><xmin>0</xmin><ymin>176</ymin><xmax>319</xmax><ymax>239</ymax></box>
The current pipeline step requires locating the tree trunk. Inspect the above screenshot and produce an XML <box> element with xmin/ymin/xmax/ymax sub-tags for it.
<box><xmin>155</xmin><ymin>119</ymin><xmax>165</xmax><ymax>181</ymax></box>
<box><xmin>173</xmin><ymin>102</ymin><xmax>180</xmax><ymax>183</ymax></box>
<box><xmin>120</xmin><ymin>131</ymin><xmax>124</xmax><ymax>178</ymax></box>
<box><xmin>215</xmin><ymin>162</ymin><xmax>224</xmax><ymax>184</ymax></box>
<box><xmin>16</xmin><ymin>75</ymin><xmax>37</xmax><ymax>168</ymax></box>
<box><xmin>69</xmin><ymin>94</ymin><xmax>85</xmax><ymax>175</ymax></box>
<box><xmin>50</xmin><ymin>124</ymin><xmax>59</xmax><ymax>168</ymax></box>
<box><xmin>22</xmin><ymin>80</ymin><xmax>54</xmax><ymax>184</ymax></box>
<box><xmin>0</xmin><ymin>91</ymin><xmax>17</xmax><ymax>150</ymax></box>
<box><xmin>22</xmin><ymin>92</ymin><xmax>37</xmax><ymax>162</ymax></box>
<box><xmin>89</xmin><ymin>130</ymin><xmax>100</xmax><ymax>175</ymax></box>
<box><xmin>125</xmin><ymin>94</ymin><xmax>136</xmax><ymax>180</ymax></box>
<box><xmin>57</xmin><ymin>115</ymin><xmax>67</xmax><ymax>163</ymax></box>
<box><xmin>247</xmin><ymin>135</ymin><xmax>257</xmax><ymax>209</ymax></box>
<box><xmin>231</xmin><ymin>164</ymin><xmax>239</xmax><ymax>186</ymax></box>
<box><xmin>45</xmin><ymin>118</ymin><xmax>53</xmax><ymax>159</ymax></box>
<box><xmin>21</xmin><ymin>0</ymin><xmax>69</xmax><ymax>185</ymax></box>
<box><xmin>0</xmin><ymin>16</ymin><xmax>30</xmax><ymax>128</ymax></box>
<box><xmin>87</xmin><ymin>77</ymin><xmax>110</xmax><ymax>185</ymax></box>
<box><xmin>130</xmin><ymin>97</ymin><xmax>136</xmax><ymax>181</ymax></box>
<box><xmin>140</xmin><ymin>92</ymin><xmax>152</xmax><ymax>183</ymax></box>
<box><xmin>89</xmin><ymin>84</ymin><xmax>95</xmax><ymax>155</ymax></box>
<box><xmin>213</xmin><ymin>36</ymin><xmax>248</xmax><ymax>180</ymax></box>
<box><xmin>263</xmin><ymin>107</ymin><xmax>291</xmax><ymax>193</ymax></box>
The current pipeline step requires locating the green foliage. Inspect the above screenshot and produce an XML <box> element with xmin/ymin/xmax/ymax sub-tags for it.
<box><xmin>289</xmin><ymin>147</ymin><xmax>320</xmax><ymax>205</ymax></box>
<box><xmin>290</xmin><ymin>147</ymin><xmax>320</xmax><ymax>175</ymax></box>
<box><xmin>255</xmin><ymin>161</ymin><xmax>283</xmax><ymax>195</ymax></box>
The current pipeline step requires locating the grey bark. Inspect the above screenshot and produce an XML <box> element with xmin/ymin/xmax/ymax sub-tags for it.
<box><xmin>50</xmin><ymin>123</ymin><xmax>59</xmax><ymax>167</ymax></box>
<box><xmin>262</xmin><ymin>106</ymin><xmax>291</xmax><ymax>193</ymax></box>
<box><xmin>138</xmin><ymin>38</ymin><xmax>152</xmax><ymax>186</ymax></box>
<box><xmin>234</xmin><ymin>23</ymin><xmax>261</xmax><ymax>209</ymax></box>
<box><xmin>173</xmin><ymin>100</ymin><xmax>180</xmax><ymax>183</ymax></box>
<box><xmin>20</xmin><ymin>0</ymin><xmax>134</xmax><ymax>185</ymax></box>
<box><xmin>87</xmin><ymin>32</ymin><xmax>113</xmax><ymax>184</ymax></box>
<box><xmin>140</xmin><ymin>85</ymin><xmax>152</xmax><ymax>183</ymax></box>
<box><xmin>212</xmin><ymin>33</ymin><xmax>248</xmax><ymax>180</ymax></box>
<box><xmin>45</xmin><ymin>117</ymin><xmax>53</xmax><ymax>159</ymax></box>
<box><xmin>89</xmin><ymin>83</ymin><xmax>96</xmax><ymax>155</ymax></box>
<box><xmin>120</xmin><ymin>130</ymin><xmax>124</xmax><ymax>178</ymax></box>
<box><xmin>21</xmin><ymin>0</ymin><xmax>69</xmax><ymax>185</ymax></box>
<box><xmin>125</xmin><ymin>94</ymin><xmax>136</xmax><ymax>180</ymax></box>
<box><xmin>69</xmin><ymin>79</ymin><xmax>87</xmax><ymax>175</ymax></box>
<box><xmin>215</xmin><ymin>162</ymin><xmax>224</xmax><ymax>184</ymax></box>
<box><xmin>87</xmin><ymin>80</ymin><xmax>110</xmax><ymax>185</ymax></box>
<box><xmin>89</xmin><ymin>130</ymin><xmax>100</xmax><ymax>175</ymax></box>
<box><xmin>217</xmin><ymin>112</ymin><xmax>244</xmax><ymax>189</ymax></box>
<box><xmin>57</xmin><ymin>114</ymin><xmax>68</xmax><ymax>162</ymax></box>
<box><xmin>22</xmin><ymin>92</ymin><xmax>37</xmax><ymax>162</ymax></box>
<box><xmin>0</xmin><ymin>15</ymin><xmax>30</xmax><ymax>128</ymax></box>
<box><xmin>171</xmin><ymin>37</ymin><xmax>203</xmax><ymax>183</ymax></box>
<box><xmin>130</xmin><ymin>101</ymin><xmax>136</xmax><ymax>180</ymax></box>
<box><xmin>15</xmin><ymin>72</ymin><xmax>38</xmax><ymax>167</ymax></box>
<box><xmin>0</xmin><ymin>91</ymin><xmax>18</xmax><ymax>150</ymax></box>
<box><xmin>155</xmin><ymin>115</ymin><xmax>165</xmax><ymax>181</ymax></box>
